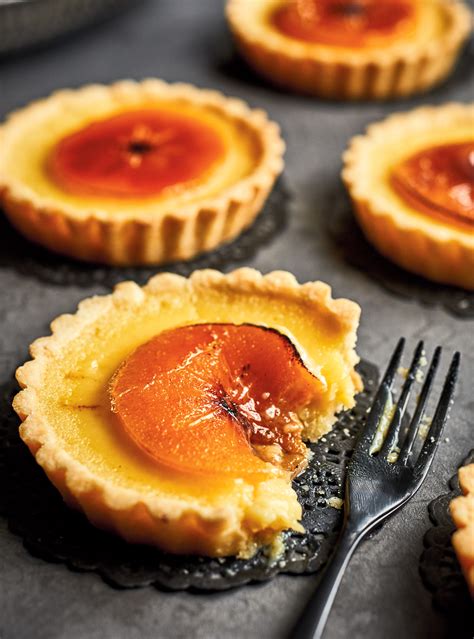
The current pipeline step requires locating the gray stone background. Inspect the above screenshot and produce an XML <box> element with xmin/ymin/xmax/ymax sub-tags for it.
<box><xmin>0</xmin><ymin>1</ymin><xmax>473</xmax><ymax>638</ymax></box>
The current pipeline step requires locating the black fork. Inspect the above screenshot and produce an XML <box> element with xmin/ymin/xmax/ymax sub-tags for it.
<box><xmin>293</xmin><ymin>338</ymin><xmax>460</xmax><ymax>639</ymax></box>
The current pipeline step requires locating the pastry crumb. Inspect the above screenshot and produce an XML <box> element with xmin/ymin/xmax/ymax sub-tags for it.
<box><xmin>387</xmin><ymin>446</ymin><xmax>400</xmax><ymax>463</ymax></box>
<box><xmin>415</xmin><ymin>369</ymin><xmax>425</xmax><ymax>383</ymax></box>
<box><xmin>327</xmin><ymin>497</ymin><xmax>344</xmax><ymax>510</ymax></box>
<box><xmin>264</xmin><ymin>534</ymin><xmax>286</xmax><ymax>562</ymax></box>
<box><xmin>418</xmin><ymin>416</ymin><xmax>432</xmax><ymax>440</ymax></box>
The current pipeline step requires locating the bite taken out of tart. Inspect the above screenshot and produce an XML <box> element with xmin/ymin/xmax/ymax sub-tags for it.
<box><xmin>451</xmin><ymin>463</ymin><xmax>474</xmax><ymax>598</ymax></box>
<box><xmin>0</xmin><ymin>80</ymin><xmax>284</xmax><ymax>265</ymax></box>
<box><xmin>226</xmin><ymin>0</ymin><xmax>471</xmax><ymax>100</ymax></box>
<box><xmin>13</xmin><ymin>268</ymin><xmax>362</xmax><ymax>558</ymax></box>
<box><xmin>343</xmin><ymin>103</ymin><xmax>474</xmax><ymax>290</ymax></box>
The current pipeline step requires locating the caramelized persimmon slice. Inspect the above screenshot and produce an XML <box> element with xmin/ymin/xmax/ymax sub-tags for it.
<box><xmin>48</xmin><ymin>109</ymin><xmax>225</xmax><ymax>198</ymax></box>
<box><xmin>391</xmin><ymin>141</ymin><xmax>474</xmax><ymax>229</ymax></box>
<box><xmin>272</xmin><ymin>0</ymin><xmax>414</xmax><ymax>48</ymax></box>
<box><xmin>110</xmin><ymin>324</ymin><xmax>325</xmax><ymax>477</ymax></box>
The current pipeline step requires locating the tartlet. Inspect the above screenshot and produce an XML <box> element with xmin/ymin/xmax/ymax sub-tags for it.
<box><xmin>226</xmin><ymin>0</ymin><xmax>471</xmax><ymax>100</ymax></box>
<box><xmin>13</xmin><ymin>268</ymin><xmax>361</xmax><ymax>557</ymax></box>
<box><xmin>343</xmin><ymin>103</ymin><xmax>474</xmax><ymax>289</ymax></box>
<box><xmin>450</xmin><ymin>463</ymin><xmax>474</xmax><ymax>598</ymax></box>
<box><xmin>0</xmin><ymin>80</ymin><xmax>284</xmax><ymax>265</ymax></box>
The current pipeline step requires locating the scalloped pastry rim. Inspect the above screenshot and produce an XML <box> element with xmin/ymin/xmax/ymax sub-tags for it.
<box><xmin>12</xmin><ymin>268</ymin><xmax>361</xmax><ymax>554</ymax></box>
<box><xmin>450</xmin><ymin>463</ymin><xmax>474</xmax><ymax>597</ymax></box>
<box><xmin>0</xmin><ymin>80</ymin><xmax>285</xmax><ymax>266</ymax></box>
<box><xmin>342</xmin><ymin>103</ymin><xmax>474</xmax><ymax>289</ymax></box>
<box><xmin>226</xmin><ymin>0</ymin><xmax>471</xmax><ymax>99</ymax></box>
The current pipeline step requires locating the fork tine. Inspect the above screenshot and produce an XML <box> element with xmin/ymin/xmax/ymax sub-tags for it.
<box><xmin>414</xmin><ymin>352</ymin><xmax>461</xmax><ymax>479</ymax></box>
<box><xmin>379</xmin><ymin>341</ymin><xmax>424</xmax><ymax>458</ymax></box>
<box><xmin>399</xmin><ymin>346</ymin><xmax>441</xmax><ymax>464</ymax></box>
<box><xmin>356</xmin><ymin>338</ymin><xmax>405</xmax><ymax>452</ymax></box>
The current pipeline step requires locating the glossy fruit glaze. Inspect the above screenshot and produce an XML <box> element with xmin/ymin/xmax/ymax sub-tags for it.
<box><xmin>48</xmin><ymin>109</ymin><xmax>226</xmax><ymax>198</ymax></box>
<box><xmin>391</xmin><ymin>141</ymin><xmax>474</xmax><ymax>229</ymax></box>
<box><xmin>272</xmin><ymin>0</ymin><xmax>414</xmax><ymax>48</ymax></box>
<box><xmin>110</xmin><ymin>324</ymin><xmax>324</xmax><ymax>477</ymax></box>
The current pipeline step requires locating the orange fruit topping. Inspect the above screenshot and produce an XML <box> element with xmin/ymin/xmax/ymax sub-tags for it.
<box><xmin>110</xmin><ymin>324</ymin><xmax>324</xmax><ymax>477</ymax></box>
<box><xmin>272</xmin><ymin>0</ymin><xmax>414</xmax><ymax>48</ymax></box>
<box><xmin>391</xmin><ymin>142</ymin><xmax>474</xmax><ymax>229</ymax></box>
<box><xmin>48</xmin><ymin>109</ymin><xmax>225</xmax><ymax>198</ymax></box>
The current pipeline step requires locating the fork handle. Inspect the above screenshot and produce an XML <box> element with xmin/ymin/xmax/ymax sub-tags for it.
<box><xmin>292</xmin><ymin>526</ymin><xmax>363</xmax><ymax>639</ymax></box>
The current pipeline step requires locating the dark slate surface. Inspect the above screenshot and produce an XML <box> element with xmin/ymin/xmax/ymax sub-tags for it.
<box><xmin>0</xmin><ymin>1</ymin><xmax>473</xmax><ymax>638</ymax></box>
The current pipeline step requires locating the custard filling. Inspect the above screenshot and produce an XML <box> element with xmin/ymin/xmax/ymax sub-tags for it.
<box><xmin>1</xmin><ymin>97</ymin><xmax>262</xmax><ymax>214</ymax></box>
<box><xmin>38</xmin><ymin>281</ymin><xmax>357</xmax><ymax>499</ymax></box>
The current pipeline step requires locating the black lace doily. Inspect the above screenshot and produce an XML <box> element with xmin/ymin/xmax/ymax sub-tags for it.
<box><xmin>0</xmin><ymin>180</ymin><xmax>288</xmax><ymax>289</ymax></box>
<box><xmin>327</xmin><ymin>191</ymin><xmax>474</xmax><ymax>319</ymax></box>
<box><xmin>420</xmin><ymin>451</ymin><xmax>474</xmax><ymax>635</ymax></box>
<box><xmin>0</xmin><ymin>360</ymin><xmax>378</xmax><ymax>591</ymax></box>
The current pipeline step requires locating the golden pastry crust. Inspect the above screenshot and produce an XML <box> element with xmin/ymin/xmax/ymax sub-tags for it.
<box><xmin>342</xmin><ymin>103</ymin><xmax>474</xmax><ymax>289</ymax></box>
<box><xmin>0</xmin><ymin>79</ymin><xmax>284</xmax><ymax>265</ymax></box>
<box><xmin>450</xmin><ymin>464</ymin><xmax>474</xmax><ymax>598</ymax></box>
<box><xmin>13</xmin><ymin>268</ymin><xmax>361</xmax><ymax>557</ymax></box>
<box><xmin>226</xmin><ymin>0</ymin><xmax>471</xmax><ymax>100</ymax></box>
